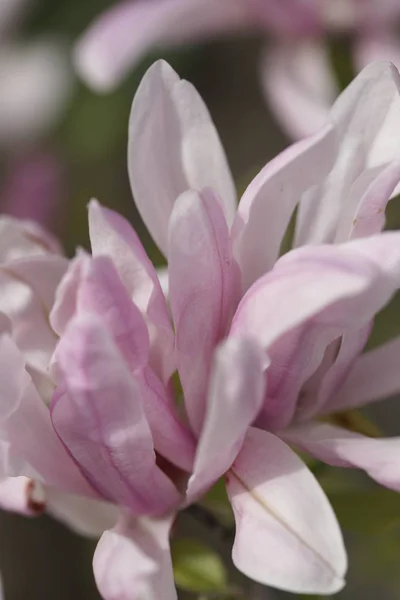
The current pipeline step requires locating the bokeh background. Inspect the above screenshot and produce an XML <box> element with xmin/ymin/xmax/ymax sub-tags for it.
<box><xmin>1</xmin><ymin>1</ymin><xmax>400</xmax><ymax>599</ymax></box>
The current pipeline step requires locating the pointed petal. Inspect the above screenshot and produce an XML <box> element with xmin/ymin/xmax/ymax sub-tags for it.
<box><xmin>169</xmin><ymin>188</ymin><xmax>241</xmax><ymax>433</ymax></box>
<box><xmin>75</xmin><ymin>0</ymin><xmax>251</xmax><ymax>92</ymax></box>
<box><xmin>327</xmin><ymin>337</ymin><xmax>400</xmax><ymax>413</ymax></box>
<box><xmin>88</xmin><ymin>200</ymin><xmax>174</xmax><ymax>382</ymax></box>
<box><xmin>295</xmin><ymin>62</ymin><xmax>400</xmax><ymax>247</ymax></box>
<box><xmin>94</xmin><ymin>514</ymin><xmax>177</xmax><ymax>600</ymax></box>
<box><xmin>231</xmin><ymin>234</ymin><xmax>400</xmax><ymax>429</ymax></box>
<box><xmin>260</xmin><ymin>40</ymin><xmax>336</xmax><ymax>140</ymax></box>
<box><xmin>284</xmin><ymin>423</ymin><xmax>400</xmax><ymax>492</ymax></box>
<box><xmin>51</xmin><ymin>315</ymin><xmax>180</xmax><ymax>514</ymax></box>
<box><xmin>46</xmin><ymin>488</ymin><xmax>118</xmax><ymax>537</ymax></box>
<box><xmin>232</xmin><ymin>123</ymin><xmax>335</xmax><ymax>291</ymax></box>
<box><xmin>128</xmin><ymin>60</ymin><xmax>236</xmax><ymax>256</ymax></box>
<box><xmin>227</xmin><ymin>427</ymin><xmax>346</xmax><ymax>594</ymax></box>
<box><xmin>187</xmin><ymin>337</ymin><xmax>266</xmax><ymax>502</ymax></box>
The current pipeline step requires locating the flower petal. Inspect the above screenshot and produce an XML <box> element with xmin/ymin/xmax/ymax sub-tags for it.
<box><xmin>231</xmin><ymin>234</ymin><xmax>400</xmax><ymax>429</ymax></box>
<box><xmin>128</xmin><ymin>60</ymin><xmax>236</xmax><ymax>256</ymax></box>
<box><xmin>326</xmin><ymin>337</ymin><xmax>400</xmax><ymax>413</ymax></box>
<box><xmin>187</xmin><ymin>337</ymin><xmax>266</xmax><ymax>502</ymax></box>
<box><xmin>51</xmin><ymin>315</ymin><xmax>180</xmax><ymax>514</ymax></box>
<box><xmin>260</xmin><ymin>39</ymin><xmax>336</xmax><ymax>140</ymax></box>
<box><xmin>283</xmin><ymin>423</ymin><xmax>400</xmax><ymax>491</ymax></box>
<box><xmin>74</xmin><ymin>0</ymin><xmax>250</xmax><ymax>91</ymax></box>
<box><xmin>232</xmin><ymin>123</ymin><xmax>335</xmax><ymax>291</ymax></box>
<box><xmin>93</xmin><ymin>514</ymin><xmax>177</xmax><ymax>600</ymax></box>
<box><xmin>295</xmin><ymin>62</ymin><xmax>400</xmax><ymax>247</ymax></box>
<box><xmin>226</xmin><ymin>427</ymin><xmax>346</xmax><ymax>594</ymax></box>
<box><xmin>169</xmin><ymin>188</ymin><xmax>241</xmax><ymax>433</ymax></box>
<box><xmin>0</xmin><ymin>215</ymin><xmax>61</xmax><ymax>260</ymax></box>
<box><xmin>0</xmin><ymin>476</ymin><xmax>45</xmax><ymax>516</ymax></box>
<box><xmin>88</xmin><ymin>200</ymin><xmax>174</xmax><ymax>382</ymax></box>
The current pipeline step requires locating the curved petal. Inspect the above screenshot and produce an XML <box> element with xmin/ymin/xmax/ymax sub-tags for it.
<box><xmin>46</xmin><ymin>488</ymin><xmax>118</xmax><ymax>537</ymax></box>
<box><xmin>249</xmin><ymin>0</ymin><xmax>321</xmax><ymax>34</ymax></box>
<box><xmin>0</xmin><ymin>215</ymin><xmax>61</xmax><ymax>261</ymax></box>
<box><xmin>187</xmin><ymin>337</ymin><xmax>266</xmax><ymax>502</ymax></box>
<box><xmin>75</xmin><ymin>0</ymin><xmax>251</xmax><ymax>92</ymax></box>
<box><xmin>232</xmin><ymin>123</ymin><xmax>336</xmax><ymax>291</ymax></box>
<box><xmin>169</xmin><ymin>188</ymin><xmax>241</xmax><ymax>433</ymax></box>
<box><xmin>227</xmin><ymin>427</ymin><xmax>346</xmax><ymax>594</ymax></box>
<box><xmin>128</xmin><ymin>60</ymin><xmax>236</xmax><ymax>256</ymax></box>
<box><xmin>295</xmin><ymin>62</ymin><xmax>400</xmax><ymax>247</ymax></box>
<box><xmin>326</xmin><ymin>337</ymin><xmax>400</xmax><ymax>413</ymax></box>
<box><xmin>51</xmin><ymin>315</ymin><xmax>180</xmax><ymax>514</ymax></box>
<box><xmin>260</xmin><ymin>39</ymin><xmax>336</xmax><ymax>140</ymax></box>
<box><xmin>231</xmin><ymin>234</ymin><xmax>400</xmax><ymax>429</ymax></box>
<box><xmin>88</xmin><ymin>200</ymin><xmax>174</xmax><ymax>382</ymax></box>
<box><xmin>283</xmin><ymin>422</ymin><xmax>400</xmax><ymax>492</ymax></box>
<box><xmin>94</xmin><ymin>514</ymin><xmax>177</xmax><ymax>600</ymax></box>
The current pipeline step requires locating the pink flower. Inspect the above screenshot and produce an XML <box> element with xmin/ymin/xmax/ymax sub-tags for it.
<box><xmin>2</xmin><ymin>59</ymin><xmax>400</xmax><ymax>598</ymax></box>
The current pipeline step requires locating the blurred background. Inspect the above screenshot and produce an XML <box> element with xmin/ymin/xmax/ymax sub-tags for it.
<box><xmin>1</xmin><ymin>0</ymin><xmax>400</xmax><ymax>598</ymax></box>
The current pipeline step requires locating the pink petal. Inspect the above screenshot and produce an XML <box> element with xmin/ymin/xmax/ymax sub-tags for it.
<box><xmin>74</xmin><ymin>0</ymin><xmax>251</xmax><ymax>92</ymax></box>
<box><xmin>283</xmin><ymin>423</ymin><xmax>400</xmax><ymax>491</ymax></box>
<box><xmin>226</xmin><ymin>427</ymin><xmax>346</xmax><ymax>594</ymax></box>
<box><xmin>45</xmin><ymin>488</ymin><xmax>118</xmax><ymax>537</ymax></box>
<box><xmin>88</xmin><ymin>200</ymin><xmax>174</xmax><ymax>382</ymax></box>
<box><xmin>295</xmin><ymin>62</ymin><xmax>400</xmax><ymax>247</ymax></box>
<box><xmin>260</xmin><ymin>39</ymin><xmax>336</xmax><ymax>140</ymax></box>
<box><xmin>0</xmin><ymin>215</ymin><xmax>61</xmax><ymax>260</ymax></box>
<box><xmin>248</xmin><ymin>0</ymin><xmax>321</xmax><ymax>34</ymax></box>
<box><xmin>94</xmin><ymin>514</ymin><xmax>177</xmax><ymax>600</ymax></box>
<box><xmin>128</xmin><ymin>60</ymin><xmax>236</xmax><ymax>256</ymax></box>
<box><xmin>52</xmin><ymin>315</ymin><xmax>180</xmax><ymax>514</ymax></box>
<box><xmin>232</xmin><ymin>123</ymin><xmax>335</xmax><ymax>291</ymax></box>
<box><xmin>326</xmin><ymin>337</ymin><xmax>400</xmax><ymax>413</ymax></box>
<box><xmin>187</xmin><ymin>337</ymin><xmax>266</xmax><ymax>502</ymax></box>
<box><xmin>0</xmin><ymin>476</ymin><xmax>45</xmax><ymax>516</ymax></box>
<box><xmin>169</xmin><ymin>188</ymin><xmax>241</xmax><ymax>433</ymax></box>
<box><xmin>231</xmin><ymin>234</ymin><xmax>400</xmax><ymax>429</ymax></box>
<box><xmin>0</xmin><ymin>334</ymin><xmax>94</xmax><ymax>496</ymax></box>
<box><xmin>50</xmin><ymin>254</ymin><xmax>86</xmax><ymax>336</ymax></box>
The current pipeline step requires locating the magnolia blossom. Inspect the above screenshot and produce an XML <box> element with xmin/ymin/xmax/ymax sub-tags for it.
<box><xmin>2</xmin><ymin>59</ymin><xmax>400</xmax><ymax>599</ymax></box>
<box><xmin>74</xmin><ymin>0</ymin><xmax>400</xmax><ymax>142</ymax></box>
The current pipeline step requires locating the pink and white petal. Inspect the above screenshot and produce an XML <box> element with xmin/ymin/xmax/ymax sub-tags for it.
<box><xmin>0</xmin><ymin>334</ymin><xmax>94</xmax><ymax>496</ymax></box>
<box><xmin>249</xmin><ymin>0</ymin><xmax>321</xmax><ymax>34</ymax></box>
<box><xmin>128</xmin><ymin>60</ymin><xmax>236</xmax><ymax>256</ymax></box>
<box><xmin>0</xmin><ymin>476</ymin><xmax>45</xmax><ymax>516</ymax></box>
<box><xmin>326</xmin><ymin>337</ymin><xmax>400</xmax><ymax>413</ymax></box>
<box><xmin>94</xmin><ymin>514</ymin><xmax>177</xmax><ymax>600</ymax></box>
<box><xmin>354</xmin><ymin>31</ymin><xmax>400</xmax><ymax>72</ymax></box>
<box><xmin>50</xmin><ymin>254</ymin><xmax>86</xmax><ymax>336</ymax></box>
<box><xmin>232</xmin><ymin>123</ymin><xmax>335</xmax><ymax>291</ymax></box>
<box><xmin>187</xmin><ymin>337</ymin><xmax>266</xmax><ymax>503</ymax></box>
<box><xmin>52</xmin><ymin>315</ymin><xmax>180</xmax><ymax>514</ymax></box>
<box><xmin>283</xmin><ymin>422</ymin><xmax>400</xmax><ymax>491</ymax></box>
<box><xmin>0</xmin><ymin>215</ymin><xmax>61</xmax><ymax>261</ymax></box>
<box><xmin>77</xmin><ymin>255</ymin><xmax>150</xmax><ymax>371</ymax></box>
<box><xmin>260</xmin><ymin>40</ymin><xmax>336</xmax><ymax>141</ymax></box>
<box><xmin>75</xmin><ymin>0</ymin><xmax>252</xmax><ymax>92</ymax></box>
<box><xmin>88</xmin><ymin>200</ymin><xmax>174</xmax><ymax>382</ymax></box>
<box><xmin>169</xmin><ymin>189</ymin><xmax>241</xmax><ymax>433</ymax></box>
<box><xmin>334</xmin><ymin>160</ymin><xmax>400</xmax><ymax>243</ymax></box>
<box><xmin>138</xmin><ymin>367</ymin><xmax>195</xmax><ymax>472</ymax></box>
<box><xmin>231</xmin><ymin>234</ymin><xmax>400</xmax><ymax>429</ymax></box>
<box><xmin>46</xmin><ymin>487</ymin><xmax>118</xmax><ymax>538</ymax></box>
<box><xmin>226</xmin><ymin>427</ymin><xmax>346</xmax><ymax>594</ymax></box>
<box><xmin>295</xmin><ymin>62</ymin><xmax>400</xmax><ymax>247</ymax></box>
<box><xmin>156</xmin><ymin>266</ymin><xmax>169</xmax><ymax>299</ymax></box>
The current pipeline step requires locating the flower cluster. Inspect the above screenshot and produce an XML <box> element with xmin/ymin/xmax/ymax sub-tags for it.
<box><xmin>1</xmin><ymin>59</ymin><xmax>400</xmax><ymax>599</ymax></box>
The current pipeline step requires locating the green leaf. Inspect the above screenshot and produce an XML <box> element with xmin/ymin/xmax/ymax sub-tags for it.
<box><xmin>329</xmin><ymin>488</ymin><xmax>400</xmax><ymax>534</ymax></box>
<box><xmin>171</xmin><ymin>538</ymin><xmax>228</xmax><ymax>593</ymax></box>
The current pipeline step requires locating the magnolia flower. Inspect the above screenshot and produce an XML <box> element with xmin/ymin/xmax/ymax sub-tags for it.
<box><xmin>2</xmin><ymin>59</ymin><xmax>400</xmax><ymax>599</ymax></box>
<box><xmin>74</xmin><ymin>0</ymin><xmax>400</xmax><ymax>142</ymax></box>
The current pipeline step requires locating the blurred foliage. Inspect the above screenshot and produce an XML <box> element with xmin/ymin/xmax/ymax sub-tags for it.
<box><xmin>172</xmin><ymin>538</ymin><xmax>229</xmax><ymax>594</ymax></box>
